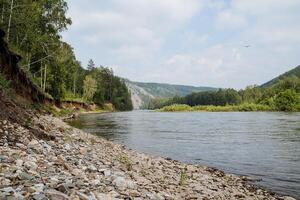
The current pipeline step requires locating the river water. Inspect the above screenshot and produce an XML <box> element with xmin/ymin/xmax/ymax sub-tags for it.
<box><xmin>69</xmin><ymin>111</ymin><xmax>300</xmax><ymax>199</ymax></box>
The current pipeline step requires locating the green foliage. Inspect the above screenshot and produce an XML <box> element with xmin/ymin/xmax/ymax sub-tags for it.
<box><xmin>87</xmin><ymin>66</ymin><xmax>133</xmax><ymax>111</ymax></box>
<box><xmin>0</xmin><ymin>72</ymin><xmax>11</xmax><ymax>92</ymax></box>
<box><xmin>262</xmin><ymin>65</ymin><xmax>300</xmax><ymax>87</ymax></box>
<box><xmin>132</xmin><ymin>81</ymin><xmax>217</xmax><ymax>98</ymax></box>
<box><xmin>159</xmin><ymin>103</ymin><xmax>272</xmax><ymax>112</ymax></box>
<box><xmin>158</xmin><ymin>104</ymin><xmax>193</xmax><ymax>112</ymax></box>
<box><xmin>83</xmin><ymin>75</ymin><xmax>97</xmax><ymax>101</ymax></box>
<box><xmin>152</xmin><ymin>76</ymin><xmax>300</xmax><ymax>112</ymax></box>
<box><xmin>117</xmin><ymin>154</ymin><xmax>133</xmax><ymax>171</ymax></box>
<box><xmin>1</xmin><ymin>0</ymin><xmax>133</xmax><ymax>110</ymax></box>
<box><xmin>274</xmin><ymin>89</ymin><xmax>300</xmax><ymax>111</ymax></box>
<box><xmin>179</xmin><ymin>168</ymin><xmax>188</xmax><ymax>186</ymax></box>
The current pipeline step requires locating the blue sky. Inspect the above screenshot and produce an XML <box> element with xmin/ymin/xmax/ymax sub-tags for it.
<box><xmin>62</xmin><ymin>0</ymin><xmax>300</xmax><ymax>89</ymax></box>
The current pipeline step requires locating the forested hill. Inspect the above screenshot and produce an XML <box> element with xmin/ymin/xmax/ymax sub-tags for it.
<box><xmin>149</xmin><ymin>65</ymin><xmax>300</xmax><ymax>112</ymax></box>
<box><xmin>125</xmin><ymin>80</ymin><xmax>217</xmax><ymax>109</ymax></box>
<box><xmin>131</xmin><ymin>81</ymin><xmax>217</xmax><ymax>98</ymax></box>
<box><xmin>261</xmin><ymin>65</ymin><xmax>300</xmax><ymax>87</ymax></box>
<box><xmin>0</xmin><ymin>0</ymin><xmax>132</xmax><ymax>111</ymax></box>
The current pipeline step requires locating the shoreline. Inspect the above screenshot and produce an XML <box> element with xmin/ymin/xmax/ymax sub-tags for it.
<box><xmin>0</xmin><ymin>114</ymin><xmax>296</xmax><ymax>199</ymax></box>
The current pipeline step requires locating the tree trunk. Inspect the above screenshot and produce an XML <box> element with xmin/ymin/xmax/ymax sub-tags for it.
<box><xmin>7</xmin><ymin>0</ymin><xmax>14</xmax><ymax>42</ymax></box>
<box><xmin>43</xmin><ymin>65</ymin><xmax>47</xmax><ymax>91</ymax></box>
<box><xmin>40</xmin><ymin>61</ymin><xmax>43</xmax><ymax>88</ymax></box>
<box><xmin>73</xmin><ymin>74</ymin><xmax>76</xmax><ymax>95</ymax></box>
<box><xmin>27</xmin><ymin>52</ymin><xmax>31</xmax><ymax>71</ymax></box>
<box><xmin>1</xmin><ymin>4</ymin><xmax>5</xmax><ymax>23</ymax></box>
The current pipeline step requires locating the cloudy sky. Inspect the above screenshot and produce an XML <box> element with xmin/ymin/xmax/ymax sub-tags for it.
<box><xmin>62</xmin><ymin>0</ymin><xmax>300</xmax><ymax>89</ymax></box>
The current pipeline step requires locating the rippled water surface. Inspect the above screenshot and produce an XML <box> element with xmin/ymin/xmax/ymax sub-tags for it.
<box><xmin>69</xmin><ymin>111</ymin><xmax>300</xmax><ymax>198</ymax></box>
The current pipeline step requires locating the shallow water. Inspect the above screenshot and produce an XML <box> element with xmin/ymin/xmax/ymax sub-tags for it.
<box><xmin>69</xmin><ymin>111</ymin><xmax>300</xmax><ymax>198</ymax></box>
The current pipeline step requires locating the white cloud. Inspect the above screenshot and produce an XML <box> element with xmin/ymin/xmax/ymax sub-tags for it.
<box><xmin>63</xmin><ymin>0</ymin><xmax>300</xmax><ymax>88</ymax></box>
<box><xmin>215</xmin><ymin>10</ymin><xmax>247</xmax><ymax>29</ymax></box>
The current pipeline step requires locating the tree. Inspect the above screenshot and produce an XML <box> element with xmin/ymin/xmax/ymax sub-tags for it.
<box><xmin>87</xmin><ymin>59</ymin><xmax>95</xmax><ymax>71</ymax></box>
<box><xmin>274</xmin><ymin>89</ymin><xmax>299</xmax><ymax>111</ymax></box>
<box><xmin>83</xmin><ymin>75</ymin><xmax>97</xmax><ymax>101</ymax></box>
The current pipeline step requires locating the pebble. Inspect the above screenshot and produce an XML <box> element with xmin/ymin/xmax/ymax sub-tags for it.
<box><xmin>0</xmin><ymin>116</ymin><xmax>290</xmax><ymax>200</ymax></box>
<box><xmin>45</xmin><ymin>189</ymin><xmax>70</xmax><ymax>200</ymax></box>
<box><xmin>24</xmin><ymin>161</ymin><xmax>38</xmax><ymax>170</ymax></box>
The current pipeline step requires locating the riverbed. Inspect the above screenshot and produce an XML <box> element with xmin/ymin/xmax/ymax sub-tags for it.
<box><xmin>69</xmin><ymin>111</ymin><xmax>300</xmax><ymax>199</ymax></box>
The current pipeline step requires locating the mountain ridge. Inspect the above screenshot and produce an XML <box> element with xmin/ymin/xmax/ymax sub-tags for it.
<box><xmin>261</xmin><ymin>65</ymin><xmax>300</xmax><ymax>87</ymax></box>
<box><xmin>125</xmin><ymin>80</ymin><xmax>218</xmax><ymax>109</ymax></box>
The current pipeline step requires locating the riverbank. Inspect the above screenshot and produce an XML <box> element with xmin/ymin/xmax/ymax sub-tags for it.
<box><xmin>0</xmin><ymin>111</ymin><xmax>296</xmax><ymax>199</ymax></box>
<box><xmin>158</xmin><ymin>104</ymin><xmax>273</xmax><ymax>112</ymax></box>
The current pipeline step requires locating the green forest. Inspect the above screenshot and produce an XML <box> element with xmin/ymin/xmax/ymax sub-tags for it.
<box><xmin>0</xmin><ymin>0</ymin><xmax>133</xmax><ymax>111</ymax></box>
<box><xmin>148</xmin><ymin>73</ymin><xmax>300</xmax><ymax>112</ymax></box>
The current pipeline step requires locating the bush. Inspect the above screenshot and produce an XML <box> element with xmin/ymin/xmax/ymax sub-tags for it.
<box><xmin>274</xmin><ymin>89</ymin><xmax>300</xmax><ymax>111</ymax></box>
<box><xmin>0</xmin><ymin>72</ymin><xmax>11</xmax><ymax>94</ymax></box>
<box><xmin>158</xmin><ymin>104</ymin><xmax>192</xmax><ymax>112</ymax></box>
<box><xmin>158</xmin><ymin>103</ymin><xmax>272</xmax><ymax>112</ymax></box>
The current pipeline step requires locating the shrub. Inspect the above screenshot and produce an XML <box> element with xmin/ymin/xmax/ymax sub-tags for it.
<box><xmin>158</xmin><ymin>103</ymin><xmax>272</xmax><ymax>112</ymax></box>
<box><xmin>158</xmin><ymin>104</ymin><xmax>192</xmax><ymax>112</ymax></box>
<box><xmin>0</xmin><ymin>72</ymin><xmax>12</xmax><ymax>94</ymax></box>
<box><xmin>274</xmin><ymin>89</ymin><xmax>300</xmax><ymax>111</ymax></box>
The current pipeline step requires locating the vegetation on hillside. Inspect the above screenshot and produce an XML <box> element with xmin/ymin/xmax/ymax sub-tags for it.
<box><xmin>152</xmin><ymin>75</ymin><xmax>300</xmax><ymax>112</ymax></box>
<box><xmin>262</xmin><ymin>65</ymin><xmax>300</xmax><ymax>87</ymax></box>
<box><xmin>0</xmin><ymin>0</ymin><xmax>132</xmax><ymax>111</ymax></box>
<box><xmin>131</xmin><ymin>81</ymin><xmax>217</xmax><ymax>98</ymax></box>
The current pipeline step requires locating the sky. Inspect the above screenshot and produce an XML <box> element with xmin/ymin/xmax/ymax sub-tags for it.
<box><xmin>62</xmin><ymin>0</ymin><xmax>300</xmax><ymax>89</ymax></box>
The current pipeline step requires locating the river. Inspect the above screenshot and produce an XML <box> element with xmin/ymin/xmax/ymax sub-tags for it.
<box><xmin>69</xmin><ymin>111</ymin><xmax>300</xmax><ymax>199</ymax></box>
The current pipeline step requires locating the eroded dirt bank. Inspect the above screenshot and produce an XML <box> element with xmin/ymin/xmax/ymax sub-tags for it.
<box><xmin>0</xmin><ymin>109</ymin><xmax>297</xmax><ymax>200</ymax></box>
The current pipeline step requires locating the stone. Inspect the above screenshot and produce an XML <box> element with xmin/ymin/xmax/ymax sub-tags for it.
<box><xmin>28</xmin><ymin>140</ymin><xmax>42</xmax><ymax>152</ymax></box>
<box><xmin>24</xmin><ymin>161</ymin><xmax>38</xmax><ymax>170</ymax></box>
<box><xmin>31</xmin><ymin>184</ymin><xmax>45</xmax><ymax>193</ymax></box>
<box><xmin>91</xmin><ymin>179</ymin><xmax>101</xmax><ymax>186</ymax></box>
<box><xmin>64</xmin><ymin>144</ymin><xmax>71</xmax><ymax>151</ymax></box>
<box><xmin>16</xmin><ymin>143</ymin><xmax>26</xmax><ymax>149</ymax></box>
<box><xmin>0</xmin><ymin>178</ymin><xmax>11</xmax><ymax>186</ymax></box>
<box><xmin>113</xmin><ymin>177</ymin><xmax>127</xmax><ymax>190</ymax></box>
<box><xmin>79</xmin><ymin>147</ymin><xmax>87</xmax><ymax>155</ymax></box>
<box><xmin>126</xmin><ymin>180</ymin><xmax>137</xmax><ymax>190</ymax></box>
<box><xmin>76</xmin><ymin>192</ymin><xmax>89</xmax><ymax>200</ymax></box>
<box><xmin>0</xmin><ymin>187</ymin><xmax>14</xmax><ymax>194</ymax></box>
<box><xmin>283</xmin><ymin>197</ymin><xmax>297</xmax><ymax>200</ymax></box>
<box><xmin>16</xmin><ymin>159</ymin><xmax>23</xmax><ymax>167</ymax></box>
<box><xmin>45</xmin><ymin>189</ymin><xmax>70</xmax><ymax>200</ymax></box>
<box><xmin>18</xmin><ymin>172</ymin><xmax>34</xmax><ymax>180</ymax></box>
<box><xmin>88</xmin><ymin>165</ymin><xmax>97</xmax><ymax>172</ymax></box>
<box><xmin>57</xmin><ymin>183</ymin><xmax>74</xmax><ymax>194</ymax></box>
<box><xmin>0</xmin><ymin>155</ymin><xmax>8</xmax><ymax>162</ymax></box>
<box><xmin>71</xmin><ymin>169</ymin><xmax>82</xmax><ymax>176</ymax></box>
<box><xmin>32</xmin><ymin>194</ymin><xmax>47</xmax><ymax>200</ymax></box>
<box><xmin>129</xmin><ymin>190</ymin><xmax>141</xmax><ymax>197</ymax></box>
<box><xmin>104</xmin><ymin>170</ymin><xmax>111</xmax><ymax>177</ymax></box>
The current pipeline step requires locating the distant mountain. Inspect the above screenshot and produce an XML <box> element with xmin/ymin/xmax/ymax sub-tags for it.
<box><xmin>262</xmin><ymin>65</ymin><xmax>300</xmax><ymax>87</ymax></box>
<box><xmin>125</xmin><ymin>80</ymin><xmax>218</xmax><ymax>109</ymax></box>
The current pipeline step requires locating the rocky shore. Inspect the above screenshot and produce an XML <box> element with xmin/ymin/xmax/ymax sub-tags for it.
<box><xmin>0</xmin><ymin>114</ymin><xmax>296</xmax><ymax>200</ymax></box>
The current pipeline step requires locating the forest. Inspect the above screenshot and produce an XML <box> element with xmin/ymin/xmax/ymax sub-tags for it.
<box><xmin>147</xmin><ymin>75</ymin><xmax>300</xmax><ymax>112</ymax></box>
<box><xmin>0</xmin><ymin>0</ymin><xmax>133</xmax><ymax>111</ymax></box>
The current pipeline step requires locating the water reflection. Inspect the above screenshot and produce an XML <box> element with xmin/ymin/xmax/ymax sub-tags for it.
<box><xmin>69</xmin><ymin>111</ymin><xmax>300</xmax><ymax>199</ymax></box>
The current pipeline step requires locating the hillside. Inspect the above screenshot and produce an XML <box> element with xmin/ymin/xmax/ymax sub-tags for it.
<box><xmin>125</xmin><ymin>80</ymin><xmax>217</xmax><ymax>109</ymax></box>
<box><xmin>261</xmin><ymin>65</ymin><xmax>300</xmax><ymax>87</ymax></box>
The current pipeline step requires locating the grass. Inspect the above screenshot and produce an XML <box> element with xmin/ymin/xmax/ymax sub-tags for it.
<box><xmin>0</xmin><ymin>72</ymin><xmax>12</xmax><ymax>95</ymax></box>
<box><xmin>117</xmin><ymin>154</ymin><xmax>133</xmax><ymax>171</ymax></box>
<box><xmin>158</xmin><ymin>103</ymin><xmax>273</xmax><ymax>112</ymax></box>
<box><xmin>179</xmin><ymin>167</ymin><xmax>188</xmax><ymax>186</ymax></box>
